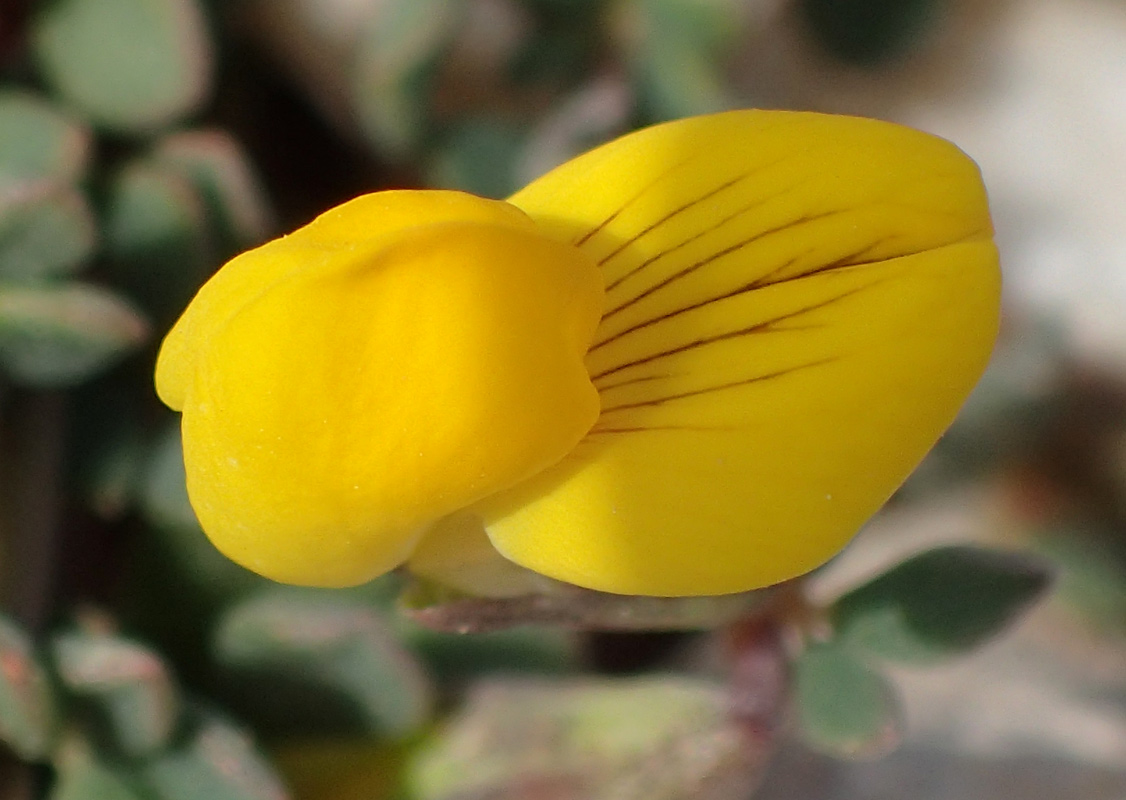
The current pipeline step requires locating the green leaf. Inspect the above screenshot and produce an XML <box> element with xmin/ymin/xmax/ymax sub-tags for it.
<box><xmin>425</xmin><ymin>120</ymin><xmax>525</xmax><ymax>199</ymax></box>
<box><xmin>52</xmin><ymin>630</ymin><xmax>180</xmax><ymax>758</ymax></box>
<box><xmin>0</xmin><ymin>93</ymin><xmax>97</xmax><ymax>282</ymax></box>
<box><xmin>799</xmin><ymin>0</ymin><xmax>939</xmax><ymax>65</ymax></box>
<box><xmin>104</xmin><ymin>158</ymin><xmax>213</xmax><ymax>322</ymax></box>
<box><xmin>32</xmin><ymin>0</ymin><xmax>213</xmax><ymax>132</ymax></box>
<box><xmin>509</xmin><ymin>23</ymin><xmax>596</xmax><ymax>89</ymax></box>
<box><xmin>0</xmin><ymin>282</ymin><xmax>148</xmax><ymax>386</ymax></box>
<box><xmin>48</xmin><ymin>735</ymin><xmax>144</xmax><ymax>800</ymax></box>
<box><xmin>832</xmin><ymin>546</ymin><xmax>1053</xmax><ymax>664</ymax></box>
<box><xmin>0</xmin><ymin>614</ymin><xmax>57</xmax><ymax>760</ymax></box>
<box><xmin>215</xmin><ymin>592</ymin><xmax>433</xmax><ymax>739</ymax></box>
<box><xmin>352</xmin><ymin>0</ymin><xmax>463</xmax><ymax>159</ymax></box>
<box><xmin>152</xmin><ymin>130</ymin><xmax>274</xmax><ymax>255</ymax></box>
<box><xmin>0</xmin><ymin>90</ymin><xmax>90</xmax><ymax>187</ymax></box>
<box><xmin>626</xmin><ymin>0</ymin><xmax>743</xmax><ymax>54</ymax></box>
<box><xmin>634</xmin><ymin>42</ymin><xmax>730</xmax><ymax>121</ymax></box>
<box><xmin>793</xmin><ymin>640</ymin><xmax>901</xmax><ymax>759</ymax></box>
<box><xmin>49</xmin><ymin>763</ymin><xmax>142</xmax><ymax>800</ymax></box>
<box><xmin>0</xmin><ymin>183</ymin><xmax>98</xmax><ymax>282</ymax></box>
<box><xmin>141</xmin><ymin>708</ymin><xmax>289</xmax><ymax>800</ymax></box>
<box><xmin>51</xmin><ymin>764</ymin><xmax>143</xmax><ymax>800</ymax></box>
<box><xmin>617</xmin><ymin>0</ymin><xmax>736</xmax><ymax>121</ymax></box>
<box><xmin>401</xmin><ymin>623</ymin><xmax>578</xmax><ymax>683</ymax></box>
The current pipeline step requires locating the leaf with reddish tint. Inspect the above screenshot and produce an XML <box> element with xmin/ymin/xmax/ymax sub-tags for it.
<box><xmin>0</xmin><ymin>614</ymin><xmax>56</xmax><ymax>760</ymax></box>
<box><xmin>52</xmin><ymin>629</ymin><xmax>180</xmax><ymax>758</ymax></box>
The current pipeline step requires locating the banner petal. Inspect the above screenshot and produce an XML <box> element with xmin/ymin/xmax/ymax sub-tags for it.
<box><xmin>485</xmin><ymin>111</ymin><xmax>1000</xmax><ymax>595</ymax></box>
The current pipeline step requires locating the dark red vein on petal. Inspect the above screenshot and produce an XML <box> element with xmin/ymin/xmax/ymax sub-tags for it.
<box><xmin>602</xmin><ymin>210</ymin><xmax>842</xmax><ymax>322</ymax></box>
<box><xmin>592</xmin><ymin>231</ymin><xmax>956</xmax><ymax>352</ymax></box>
<box><xmin>572</xmin><ymin>157</ymin><xmax>693</xmax><ymax>247</ymax></box>
<box><xmin>597</xmin><ymin>358</ymin><xmax>836</xmax><ymax>415</ymax></box>
<box><xmin>601</xmin><ymin>157</ymin><xmax>802</xmax><ymax>290</ymax></box>
<box><xmin>597</xmin><ymin>173</ymin><xmax>752</xmax><ymax>268</ymax></box>
<box><xmin>592</xmin><ymin>241</ymin><xmax>887</xmax><ymax>353</ymax></box>
<box><xmin>595</xmin><ymin>373</ymin><xmax>672</xmax><ymax>392</ymax></box>
<box><xmin>746</xmin><ymin>227</ymin><xmax>989</xmax><ymax>292</ymax></box>
<box><xmin>746</xmin><ymin>240</ymin><xmax>886</xmax><ymax>289</ymax></box>
<box><xmin>759</xmin><ymin>239</ymin><xmax>891</xmax><ymax>289</ymax></box>
<box><xmin>589</xmin><ymin>283</ymin><xmax>873</xmax><ymax>383</ymax></box>
<box><xmin>587</xmin><ymin>423</ymin><xmax>731</xmax><ymax>435</ymax></box>
<box><xmin>589</xmin><ymin>251</ymin><xmax>813</xmax><ymax>353</ymax></box>
<box><xmin>603</xmin><ymin>191</ymin><xmax>773</xmax><ymax>293</ymax></box>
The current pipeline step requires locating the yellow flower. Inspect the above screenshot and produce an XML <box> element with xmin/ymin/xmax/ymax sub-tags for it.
<box><xmin>155</xmin><ymin>111</ymin><xmax>999</xmax><ymax>597</ymax></box>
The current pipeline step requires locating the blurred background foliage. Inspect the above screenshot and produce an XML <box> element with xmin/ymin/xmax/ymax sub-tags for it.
<box><xmin>0</xmin><ymin>0</ymin><xmax>1124</xmax><ymax>798</ymax></box>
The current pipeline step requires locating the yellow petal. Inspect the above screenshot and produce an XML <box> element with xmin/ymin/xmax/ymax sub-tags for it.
<box><xmin>480</xmin><ymin>110</ymin><xmax>999</xmax><ymax>596</ymax></box>
<box><xmin>157</xmin><ymin>191</ymin><xmax>603</xmax><ymax>587</ymax></box>
<box><xmin>156</xmin><ymin>191</ymin><xmax>536</xmax><ymax>410</ymax></box>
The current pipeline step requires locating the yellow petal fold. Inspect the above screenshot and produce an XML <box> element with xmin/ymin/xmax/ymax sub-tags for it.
<box><xmin>407</xmin><ymin>513</ymin><xmax>550</xmax><ymax>599</ymax></box>
<box><xmin>156</xmin><ymin>191</ymin><xmax>603</xmax><ymax>586</ymax></box>
<box><xmin>479</xmin><ymin>111</ymin><xmax>999</xmax><ymax>596</ymax></box>
<box><xmin>156</xmin><ymin>191</ymin><xmax>539</xmax><ymax>410</ymax></box>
